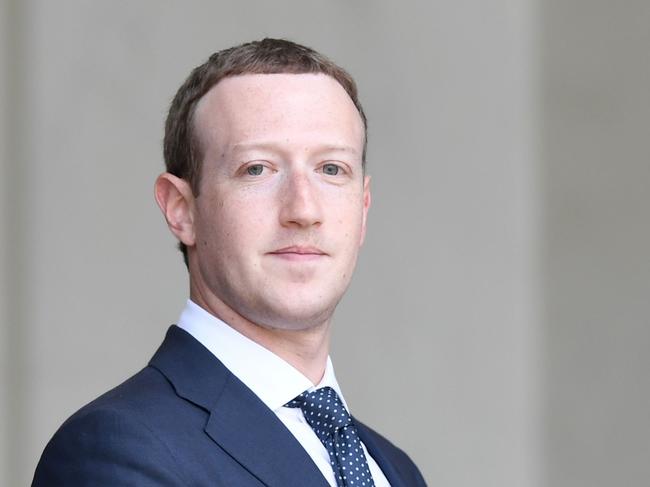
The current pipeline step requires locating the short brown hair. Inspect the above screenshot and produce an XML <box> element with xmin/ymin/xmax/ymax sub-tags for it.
<box><xmin>163</xmin><ymin>38</ymin><xmax>367</xmax><ymax>267</ymax></box>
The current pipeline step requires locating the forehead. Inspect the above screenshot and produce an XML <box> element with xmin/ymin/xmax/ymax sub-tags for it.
<box><xmin>193</xmin><ymin>73</ymin><xmax>364</xmax><ymax>155</ymax></box>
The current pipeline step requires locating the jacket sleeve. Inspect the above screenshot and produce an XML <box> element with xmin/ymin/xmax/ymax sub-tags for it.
<box><xmin>32</xmin><ymin>407</ymin><xmax>187</xmax><ymax>487</ymax></box>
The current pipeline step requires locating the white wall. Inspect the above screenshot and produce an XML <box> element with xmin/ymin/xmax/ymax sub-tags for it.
<box><xmin>2</xmin><ymin>2</ymin><xmax>32</xmax><ymax>486</ymax></box>
<box><xmin>1</xmin><ymin>2</ymin><xmax>11</xmax><ymax>485</ymax></box>
<box><xmin>2</xmin><ymin>1</ymin><xmax>545</xmax><ymax>485</ymax></box>
<box><xmin>541</xmin><ymin>1</ymin><xmax>650</xmax><ymax>485</ymax></box>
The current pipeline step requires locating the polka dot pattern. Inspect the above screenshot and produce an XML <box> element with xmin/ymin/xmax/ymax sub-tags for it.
<box><xmin>286</xmin><ymin>387</ymin><xmax>376</xmax><ymax>487</ymax></box>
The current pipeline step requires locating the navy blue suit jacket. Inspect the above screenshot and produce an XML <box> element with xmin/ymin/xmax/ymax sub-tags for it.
<box><xmin>33</xmin><ymin>326</ymin><xmax>426</xmax><ymax>486</ymax></box>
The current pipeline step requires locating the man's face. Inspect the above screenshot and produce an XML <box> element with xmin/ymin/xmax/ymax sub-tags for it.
<box><xmin>189</xmin><ymin>73</ymin><xmax>370</xmax><ymax>330</ymax></box>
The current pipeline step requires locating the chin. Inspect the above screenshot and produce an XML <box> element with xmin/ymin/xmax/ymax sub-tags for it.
<box><xmin>252</xmin><ymin>297</ymin><xmax>339</xmax><ymax>331</ymax></box>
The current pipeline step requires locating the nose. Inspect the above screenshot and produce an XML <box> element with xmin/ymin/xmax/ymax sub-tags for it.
<box><xmin>279</xmin><ymin>170</ymin><xmax>323</xmax><ymax>229</ymax></box>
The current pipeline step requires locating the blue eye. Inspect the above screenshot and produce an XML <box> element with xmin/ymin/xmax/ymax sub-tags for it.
<box><xmin>247</xmin><ymin>164</ymin><xmax>264</xmax><ymax>176</ymax></box>
<box><xmin>322</xmin><ymin>163</ymin><xmax>340</xmax><ymax>176</ymax></box>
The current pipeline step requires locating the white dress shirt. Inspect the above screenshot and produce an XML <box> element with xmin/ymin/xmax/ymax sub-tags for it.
<box><xmin>177</xmin><ymin>300</ymin><xmax>390</xmax><ymax>487</ymax></box>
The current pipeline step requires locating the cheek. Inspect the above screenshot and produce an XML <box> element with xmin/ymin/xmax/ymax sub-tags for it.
<box><xmin>212</xmin><ymin>198</ymin><xmax>271</xmax><ymax>250</ymax></box>
<box><xmin>330</xmin><ymin>192</ymin><xmax>365</xmax><ymax>232</ymax></box>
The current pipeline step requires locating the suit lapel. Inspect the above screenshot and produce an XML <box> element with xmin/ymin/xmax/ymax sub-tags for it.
<box><xmin>205</xmin><ymin>374</ymin><xmax>329</xmax><ymax>487</ymax></box>
<box><xmin>355</xmin><ymin>418</ymin><xmax>407</xmax><ymax>487</ymax></box>
<box><xmin>150</xmin><ymin>326</ymin><xmax>329</xmax><ymax>487</ymax></box>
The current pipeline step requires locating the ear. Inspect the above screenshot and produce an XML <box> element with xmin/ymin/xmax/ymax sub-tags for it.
<box><xmin>154</xmin><ymin>173</ymin><xmax>196</xmax><ymax>247</ymax></box>
<box><xmin>359</xmin><ymin>175</ymin><xmax>371</xmax><ymax>247</ymax></box>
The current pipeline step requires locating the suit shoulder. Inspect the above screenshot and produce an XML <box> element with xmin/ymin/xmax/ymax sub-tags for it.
<box><xmin>33</xmin><ymin>396</ymin><xmax>187</xmax><ymax>485</ymax></box>
<box><xmin>74</xmin><ymin>365</ymin><xmax>174</xmax><ymax>414</ymax></box>
<box><xmin>32</xmin><ymin>367</ymin><xmax>191</xmax><ymax>486</ymax></box>
<box><xmin>51</xmin><ymin>364</ymin><xmax>205</xmax><ymax>449</ymax></box>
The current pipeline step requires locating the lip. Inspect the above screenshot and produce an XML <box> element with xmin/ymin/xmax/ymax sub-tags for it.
<box><xmin>269</xmin><ymin>246</ymin><xmax>328</xmax><ymax>261</ymax></box>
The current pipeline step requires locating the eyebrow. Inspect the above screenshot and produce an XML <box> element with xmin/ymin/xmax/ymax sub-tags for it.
<box><xmin>230</xmin><ymin>142</ymin><xmax>360</xmax><ymax>157</ymax></box>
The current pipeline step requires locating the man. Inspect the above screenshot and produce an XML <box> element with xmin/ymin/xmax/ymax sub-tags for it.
<box><xmin>33</xmin><ymin>38</ymin><xmax>426</xmax><ymax>486</ymax></box>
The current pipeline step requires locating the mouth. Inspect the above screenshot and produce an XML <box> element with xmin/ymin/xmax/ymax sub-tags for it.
<box><xmin>269</xmin><ymin>246</ymin><xmax>328</xmax><ymax>261</ymax></box>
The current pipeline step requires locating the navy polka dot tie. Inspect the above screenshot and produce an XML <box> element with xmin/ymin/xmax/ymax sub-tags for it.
<box><xmin>286</xmin><ymin>386</ymin><xmax>376</xmax><ymax>487</ymax></box>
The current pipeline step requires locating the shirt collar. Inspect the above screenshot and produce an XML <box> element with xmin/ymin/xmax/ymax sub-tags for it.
<box><xmin>176</xmin><ymin>300</ymin><xmax>348</xmax><ymax>412</ymax></box>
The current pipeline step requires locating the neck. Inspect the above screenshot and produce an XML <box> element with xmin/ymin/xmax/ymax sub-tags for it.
<box><xmin>190</xmin><ymin>285</ymin><xmax>331</xmax><ymax>385</ymax></box>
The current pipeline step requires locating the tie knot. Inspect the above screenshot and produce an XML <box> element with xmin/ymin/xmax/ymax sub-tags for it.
<box><xmin>285</xmin><ymin>387</ymin><xmax>352</xmax><ymax>441</ymax></box>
